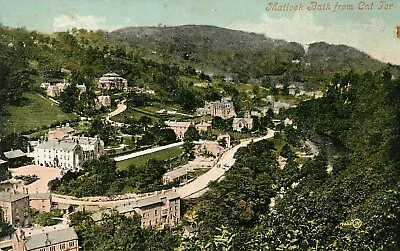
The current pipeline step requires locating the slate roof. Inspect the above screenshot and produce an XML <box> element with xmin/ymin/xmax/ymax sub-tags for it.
<box><xmin>0</xmin><ymin>192</ymin><xmax>29</xmax><ymax>202</ymax></box>
<box><xmin>25</xmin><ymin>227</ymin><xmax>78</xmax><ymax>250</ymax></box>
<box><xmin>3</xmin><ymin>149</ymin><xmax>26</xmax><ymax>159</ymax></box>
<box><xmin>36</xmin><ymin>139</ymin><xmax>78</xmax><ymax>151</ymax></box>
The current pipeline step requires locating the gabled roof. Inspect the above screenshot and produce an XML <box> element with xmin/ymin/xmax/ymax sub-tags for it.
<box><xmin>25</xmin><ymin>227</ymin><xmax>78</xmax><ymax>250</ymax></box>
<box><xmin>4</xmin><ymin>149</ymin><xmax>26</xmax><ymax>159</ymax></box>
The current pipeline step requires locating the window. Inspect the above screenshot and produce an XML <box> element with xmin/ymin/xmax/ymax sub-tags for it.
<box><xmin>40</xmin><ymin>248</ymin><xmax>45</xmax><ymax>251</ymax></box>
<box><xmin>155</xmin><ymin>210</ymin><xmax>158</xmax><ymax>216</ymax></box>
<box><xmin>50</xmin><ymin>246</ymin><xmax>56</xmax><ymax>251</ymax></box>
<box><xmin>60</xmin><ymin>243</ymin><xmax>66</xmax><ymax>249</ymax></box>
<box><xmin>69</xmin><ymin>241</ymin><xmax>75</xmax><ymax>248</ymax></box>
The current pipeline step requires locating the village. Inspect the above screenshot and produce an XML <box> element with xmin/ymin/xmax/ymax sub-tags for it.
<box><xmin>0</xmin><ymin>70</ymin><xmax>321</xmax><ymax>251</ymax></box>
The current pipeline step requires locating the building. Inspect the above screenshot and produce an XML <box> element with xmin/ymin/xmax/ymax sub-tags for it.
<box><xmin>288</xmin><ymin>82</ymin><xmax>305</xmax><ymax>95</ymax></box>
<box><xmin>63</xmin><ymin>136</ymin><xmax>104</xmax><ymax>162</ymax></box>
<box><xmin>40</xmin><ymin>79</ymin><xmax>70</xmax><ymax>98</ymax></box>
<box><xmin>165</xmin><ymin>121</ymin><xmax>192</xmax><ymax>140</ymax></box>
<box><xmin>0</xmin><ymin>192</ymin><xmax>30</xmax><ymax>227</ymax></box>
<box><xmin>32</xmin><ymin>136</ymin><xmax>104</xmax><ymax>170</ymax></box>
<box><xmin>0</xmin><ymin>159</ymin><xmax>7</xmax><ymax>168</ymax></box>
<box><xmin>29</xmin><ymin>193</ymin><xmax>52</xmax><ymax>213</ymax></box>
<box><xmin>95</xmin><ymin>95</ymin><xmax>112</xmax><ymax>109</ymax></box>
<box><xmin>98</xmin><ymin>72</ymin><xmax>128</xmax><ymax>90</ymax></box>
<box><xmin>12</xmin><ymin>226</ymin><xmax>79</xmax><ymax>251</ymax></box>
<box><xmin>76</xmin><ymin>84</ymin><xmax>86</xmax><ymax>93</ymax></box>
<box><xmin>232</xmin><ymin>115</ymin><xmax>254</xmax><ymax>132</ymax></box>
<box><xmin>33</xmin><ymin>139</ymin><xmax>83</xmax><ymax>170</ymax></box>
<box><xmin>195</xmin><ymin>122</ymin><xmax>211</xmax><ymax>132</ymax></box>
<box><xmin>196</xmin><ymin>97</ymin><xmax>236</xmax><ymax>119</ymax></box>
<box><xmin>3</xmin><ymin>149</ymin><xmax>29</xmax><ymax>168</ymax></box>
<box><xmin>48</xmin><ymin>124</ymin><xmax>75</xmax><ymax>140</ymax></box>
<box><xmin>92</xmin><ymin>191</ymin><xmax>180</xmax><ymax>228</ymax></box>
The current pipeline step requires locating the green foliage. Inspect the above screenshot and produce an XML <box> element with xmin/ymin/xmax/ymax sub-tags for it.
<box><xmin>183</xmin><ymin>71</ymin><xmax>400</xmax><ymax>250</ymax></box>
<box><xmin>0</xmin><ymin>208</ymin><xmax>13</xmax><ymax>238</ymax></box>
<box><xmin>88</xmin><ymin>118</ymin><xmax>116</xmax><ymax>146</ymax></box>
<box><xmin>70</xmin><ymin>210</ymin><xmax>179</xmax><ymax>251</ymax></box>
<box><xmin>14</xmin><ymin>174</ymin><xmax>39</xmax><ymax>185</ymax></box>
<box><xmin>33</xmin><ymin>209</ymin><xmax>63</xmax><ymax>227</ymax></box>
<box><xmin>49</xmin><ymin>156</ymin><xmax>169</xmax><ymax>196</ymax></box>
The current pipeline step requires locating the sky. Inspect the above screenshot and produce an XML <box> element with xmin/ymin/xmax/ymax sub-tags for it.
<box><xmin>0</xmin><ymin>0</ymin><xmax>399</xmax><ymax>64</ymax></box>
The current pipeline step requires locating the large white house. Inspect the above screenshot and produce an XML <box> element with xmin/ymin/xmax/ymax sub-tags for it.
<box><xmin>33</xmin><ymin>139</ymin><xmax>83</xmax><ymax>169</ymax></box>
<box><xmin>98</xmin><ymin>73</ymin><xmax>128</xmax><ymax>90</ymax></box>
<box><xmin>32</xmin><ymin>136</ymin><xmax>104</xmax><ymax>170</ymax></box>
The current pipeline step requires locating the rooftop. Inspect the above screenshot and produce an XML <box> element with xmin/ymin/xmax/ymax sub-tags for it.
<box><xmin>165</xmin><ymin>121</ymin><xmax>192</xmax><ymax>128</ymax></box>
<box><xmin>4</xmin><ymin>149</ymin><xmax>26</xmax><ymax>159</ymax></box>
<box><xmin>29</xmin><ymin>193</ymin><xmax>51</xmax><ymax>200</ymax></box>
<box><xmin>36</xmin><ymin>139</ymin><xmax>78</xmax><ymax>151</ymax></box>
<box><xmin>0</xmin><ymin>192</ymin><xmax>29</xmax><ymax>202</ymax></box>
<box><xmin>23</xmin><ymin>227</ymin><xmax>78</xmax><ymax>250</ymax></box>
<box><xmin>0</xmin><ymin>159</ymin><xmax>7</xmax><ymax>165</ymax></box>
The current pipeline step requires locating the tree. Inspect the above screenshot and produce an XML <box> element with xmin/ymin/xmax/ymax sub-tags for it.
<box><xmin>184</xmin><ymin>125</ymin><xmax>200</xmax><ymax>142</ymax></box>
<box><xmin>59</xmin><ymin>85</ymin><xmax>80</xmax><ymax>113</ymax></box>
<box><xmin>0</xmin><ymin>209</ymin><xmax>13</xmax><ymax>237</ymax></box>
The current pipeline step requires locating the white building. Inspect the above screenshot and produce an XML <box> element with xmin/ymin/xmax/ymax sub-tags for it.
<box><xmin>33</xmin><ymin>139</ymin><xmax>83</xmax><ymax>169</ymax></box>
<box><xmin>32</xmin><ymin>136</ymin><xmax>104</xmax><ymax>170</ymax></box>
<box><xmin>98</xmin><ymin>72</ymin><xmax>128</xmax><ymax>90</ymax></box>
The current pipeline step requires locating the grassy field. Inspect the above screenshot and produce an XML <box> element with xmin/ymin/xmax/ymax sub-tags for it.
<box><xmin>2</xmin><ymin>93</ymin><xmax>77</xmax><ymax>134</ymax></box>
<box><xmin>116</xmin><ymin>145</ymin><xmax>183</xmax><ymax>170</ymax></box>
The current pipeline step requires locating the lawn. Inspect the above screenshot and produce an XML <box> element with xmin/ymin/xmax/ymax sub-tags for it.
<box><xmin>2</xmin><ymin>93</ymin><xmax>77</xmax><ymax>134</ymax></box>
<box><xmin>116</xmin><ymin>145</ymin><xmax>184</xmax><ymax>170</ymax></box>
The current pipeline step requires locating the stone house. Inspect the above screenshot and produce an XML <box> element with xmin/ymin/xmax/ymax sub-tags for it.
<box><xmin>0</xmin><ymin>192</ymin><xmax>30</xmax><ymax>227</ymax></box>
<box><xmin>92</xmin><ymin>191</ymin><xmax>180</xmax><ymax>228</ymax></box>
<box><xmin>196</xmin><ymin>97</ymin><xmax>236</xmax><ymax>119</ymax></box>
<box><xmin>29</xmin><ymin>193</ymin><xmax>52</xmax><ymax>213</ymax></box>
<box><xmin>40</xmin><ymin>79</ymin><xmax>70</xmax><ymax>98</ymax></box>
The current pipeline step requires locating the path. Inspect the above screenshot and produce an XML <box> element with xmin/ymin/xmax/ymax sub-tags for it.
<box><xmin>177</xmin><ymin>129</ymin><xmax>275</xmax><ymax>199</ymax></box>
<box><xmin>114</xmin><ymin>141</ymin><xmax>184</xmax><ymax>162</ymax></box>
<box><xmin>106</xmin><ymin>100</ymin><xmax>127</xmax><ymax>122</ymax></box>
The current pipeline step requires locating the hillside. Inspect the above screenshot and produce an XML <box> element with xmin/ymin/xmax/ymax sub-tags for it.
<box><xmin>110</xmin><ymin>25</ymin><xmax>393</xmax><ymax>84</ymax></box>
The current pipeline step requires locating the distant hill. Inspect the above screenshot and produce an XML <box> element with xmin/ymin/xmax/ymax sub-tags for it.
<box><xmin>110</xmin><ymin>25</ymin><xmax>394</xmax><ymax>84</ymax></box>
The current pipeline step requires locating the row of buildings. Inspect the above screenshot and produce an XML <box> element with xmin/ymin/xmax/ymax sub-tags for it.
<box><xmin>41</xmin><ymin>73</ymin><xmax>129</xmax><ymax>98</ymax></box>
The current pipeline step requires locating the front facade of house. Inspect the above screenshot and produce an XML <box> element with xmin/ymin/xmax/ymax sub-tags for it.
<box><xmin>33</xmin><ymin>139</ymin><xmax>83</xmax><ymax>169</ymax></box>
<box><xmin>92</xmin><ymin>191</ymin><xmax>181</xmax><ymax>228</ymax></box>
<box><xmin>33</xmin><ymin>136</ymin><xmax>104</xmax><ymax>169</ymax></box>
<box><xmin>119</xmin><ymin>191</ymin><xmax>181</xmax><ymax>228</ymax></box>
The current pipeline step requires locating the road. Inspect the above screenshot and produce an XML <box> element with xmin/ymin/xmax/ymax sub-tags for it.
<box><xmin>177</xmin><ymin>129</ymin><xmax>275</xmax><ymax>199</ymax></box>
<box><xmin>106</xmin><ymin>100</ymin><xmax>127</xmax><ymax>122</ymax></box>
<box><xmin>51</xmin><ymin>130</ymin><xmax>274</xmax><ymax>207</ymax></box>
<box><xmin>113</xmin><ymin>141</ymin><xmax>184</xmax><ymax>162</ymax></box>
